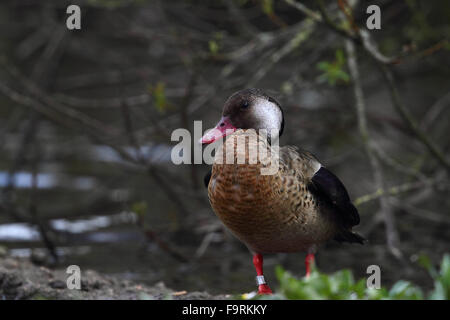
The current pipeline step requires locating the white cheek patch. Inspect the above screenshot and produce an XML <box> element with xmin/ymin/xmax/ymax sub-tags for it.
<box><xmin>253</xmin><ymin>98</ymin><xmax>282</xmax><ymax>132</ymax></box>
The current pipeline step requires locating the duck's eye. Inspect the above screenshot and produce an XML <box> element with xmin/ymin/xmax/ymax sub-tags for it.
<box><xmin>241</xmin><ymin>101</ymin><xmax>249</xmax><ymax>109</ymax></box>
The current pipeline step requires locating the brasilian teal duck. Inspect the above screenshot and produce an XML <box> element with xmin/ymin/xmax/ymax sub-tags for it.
<box><xmin>201</xmin><ymin>88</ymin><xmax>364</xmax><ymax>295</ymax></box>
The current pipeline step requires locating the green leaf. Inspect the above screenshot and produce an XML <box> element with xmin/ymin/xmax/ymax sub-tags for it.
<box><xmin>440</xmin><ymin>254</ymin><xmax>450</xmax><ymax>279</ymax></box>
<box><xmin>429</xmin><ymin>281</ymin><xmax>446</xmax><ymax>300</ymax></box>
<box><xmin>430</xmin><ymin>254</ymin><xmax>450</xmax><ymax>299</ymax></box>
<box><xmin>208</xmin><ymin>40</ymin><xmax>219</xmax><ymax>55</ymax></box>
<box><xmin>335</xmin><ymin>49</ymin><xmax>345</xmax><ymax>65</ymax></box>
<box><xmin>418</xmin><ymin>253</ymin><xmax>438</xmax><ymax>279</ymax></box>
<box><xmin>353</xmin><ymin>279</ymin><xmax>367</xmax><ymax>298</ymax></box>
<box><xmin>316</xmin><ymin>49</ymin><xmax>350</xmax><ymax>86</ymax></box>
<box><xmin>261</xmin><ymin>0</ymin><xmax>273</xmax><ymax>15</ymax></box>
<box><xmin>275</xmin><ymin>265</ymin><xmax>285</xmax><ymax>280</ymax></box>
<box><xmin>366</xmin><ymin>287</ymin><xmax>388</xmax><ymax>300</ymax></box>
<box><xmin>317</xmin><ymin>61</ymin><xmax>330</xmax><ymax>71</ymax></box>
<box><xmin>131</xmin><ymin>201</ymin><xmax>148</xmax><ymax>217</ymax></box>
<box><xmin>388</xmin><ymin>281</ymin><xmax>423</xmax><ymax>300</ymax></box>
<box><xmin>269</xmin><ymin>254</ymin><xmax>449</xmax><ymax>300</ymax></box>
<box><xmin>418</xmin><ymin>253</ymin><xmax>432</xmax><ymax>272</ymax></box>
<box><xmin>149</xmin><ymin>82</ymin><xmax>168</xmax><ymax>113</ymax></box>
<box><xmin>389</xmin><ymin>281</ymin><xmax>410</xmax><ymax>296</ymax></box>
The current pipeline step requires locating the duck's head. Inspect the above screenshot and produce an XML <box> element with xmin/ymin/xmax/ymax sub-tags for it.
<box><xmin>201</xmin><ymin>88</ymin><xmax>284</xmax><ymax>144</ymax></box>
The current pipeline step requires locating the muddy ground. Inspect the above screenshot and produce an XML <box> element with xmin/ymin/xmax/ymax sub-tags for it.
<box><xmin>0</xmin><ymin>250</ymin><xmax>227</xmax><ymax>300</ymax></box>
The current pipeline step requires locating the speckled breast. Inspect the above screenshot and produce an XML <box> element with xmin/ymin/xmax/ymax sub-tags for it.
<box><xmin>207</xmin><ymin>130</ymin><xmax>337</xmax><ymax>254</ymax></box>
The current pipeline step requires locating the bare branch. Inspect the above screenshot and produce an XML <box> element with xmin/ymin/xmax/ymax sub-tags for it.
<box><xmin>249</xmin><ymin>19</ymin><xmax>316</xmax><ymax>85</ymax></box>
<box><xmin>286</xmin><ymin>0</ymin><xmax>450</xmax><ymax>171</ymax></box>
<box><xmin>378</xmin><ymin>64</ymin><xmax>450</xmax><ymax>171</ymax></box>
<box><xmin>354</xmin><ymin>175</ymin><xmax>446</xmax><ymax>207</ymax></box>
<box><xmin>345</xmin><ymin>38</ymin><xmax>401</xmax><ymax>258</ymax></box>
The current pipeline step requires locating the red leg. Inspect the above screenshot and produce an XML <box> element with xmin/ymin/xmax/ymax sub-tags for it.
<box><xmin>252</xmin><ymin>253</ymin><xmax>272</xmax><ymax>295</ymax></box>
<box><xmin>305</xmin><ymin>253</ymin><xmax>315</xmax><ymax>278</ymax></box>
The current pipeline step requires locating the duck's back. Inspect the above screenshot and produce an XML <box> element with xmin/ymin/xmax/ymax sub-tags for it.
<box><xmin>207</xmin><ymin>130</ymin><xmax>340</xmax><ymax>253</ymax></box>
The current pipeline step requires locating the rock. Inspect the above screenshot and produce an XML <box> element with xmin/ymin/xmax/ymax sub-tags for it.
<box><xmin>30</xmin><ymin>249</ymin><xmax>57</xmax><ymax>267</ymax></box>
<box><xmin>4</xmin><ymin>273</ymin><xmax>23</xmax><ymax>288</ymax></box>
<box><xmin>0</xmin><ymin>271</ymin><xmax>23</xmax><ymax>299</ymax></box>
<box><xmin>48</xmin><ymin>280</ymin><xmax>66</xmax><ymax>289</ymax></box>
<box><xmin>0</xmin><ymin>255</ymin><xmax>227</xmax><ymax>300</ymax></box>
<box><xmin>3</xmin><ymin>258</ymin><xmax>19</xmax><ymax>269</ymax></box>
<box><xmin>30</xmin><ymin>250</ymin><xmax>47</xmax><ymax>266</ymax></box>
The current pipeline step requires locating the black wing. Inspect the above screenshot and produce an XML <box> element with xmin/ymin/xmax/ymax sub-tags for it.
<box><xmin>308</xmin><ymin>167</ymin><xmax>360</xmax><ymax>227</ymax></box>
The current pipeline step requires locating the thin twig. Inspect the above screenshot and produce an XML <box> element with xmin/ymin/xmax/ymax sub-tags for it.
<box><xmin>389</xmin><ymin>198</ymin><xmax>450</xmax><ymax>225</ymax></box>
<box><xmin>249</xmin><ymin>18</ymin><xmax>316</xmax><ymax>85</ymax></box>
<box><xmin>315</xmin><ymin>0</ymin><xmax>359</xmax><ymax>42</ymax></box>
<box><xmin>354</xmin><ymin>175</ymin><xmax>445</xmax><ymax>207</ymax></box>
<box><xmin>345</xmin><ymin>37</ymin><xmax>401</xmax><ymax>258</ymax></box>
<box><xmin>371</xmin><ymin>142</ymin><xmax>427</xmax><ymax>182</ymax></box>
<box><xmin>283</xmin><ymin>0</ymin><xmax>322</xmax><ymax>22</ymax></box>
<box><xmin>29</xmin><ymin>138</ymin><xmax>59</xmax><ymax>263</ymax></box>
<box><xmin>0</xmin><ymin>61</ymin><xmax>119</xmax><ymax>138</ymax></box>
<box><xmin>378</xmin><ymin>63</ymin><xmax>450</xmax><ymax>170</ymax></box>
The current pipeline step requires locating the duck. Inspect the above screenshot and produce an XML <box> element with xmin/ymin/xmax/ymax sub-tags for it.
<box><xmin>200</xmin><ymin>88</ymin><xmax>364</xmax><ymax>295</ymax></box>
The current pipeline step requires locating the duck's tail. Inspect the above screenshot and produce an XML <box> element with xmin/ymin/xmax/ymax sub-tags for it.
<box><xmin>334</xmin><ymin>230</ymin><xmax>366</xmax><ymax>244</ymax></box>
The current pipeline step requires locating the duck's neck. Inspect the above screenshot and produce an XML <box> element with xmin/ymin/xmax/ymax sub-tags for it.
<box><xmin>213</xmin><ymin>130</ymin><xmax>279</xmax><ymax>176</ymax></box>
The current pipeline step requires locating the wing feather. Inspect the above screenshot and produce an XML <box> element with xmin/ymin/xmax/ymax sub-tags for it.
<box><xmin>308</xmin><ymin>167</ymin><xmax>360</xmax><ymax>227</ymax></box>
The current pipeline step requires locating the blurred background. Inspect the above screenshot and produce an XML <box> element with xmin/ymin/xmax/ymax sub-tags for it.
<box><xmin>0</xmin><ymin>0</ymin><xmax>448</xmax><ymax>295</ymax></box>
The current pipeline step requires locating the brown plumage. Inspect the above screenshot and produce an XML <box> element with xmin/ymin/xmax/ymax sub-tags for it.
<box><xmin>209</xmin><ymin>130</ymin><xmax>336</xmax><ymax>253</ymax></box>
<box><xmin>201</xmin><ymin>88</ymin><xmax>364</xmax><ymax>294</ymax></box>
